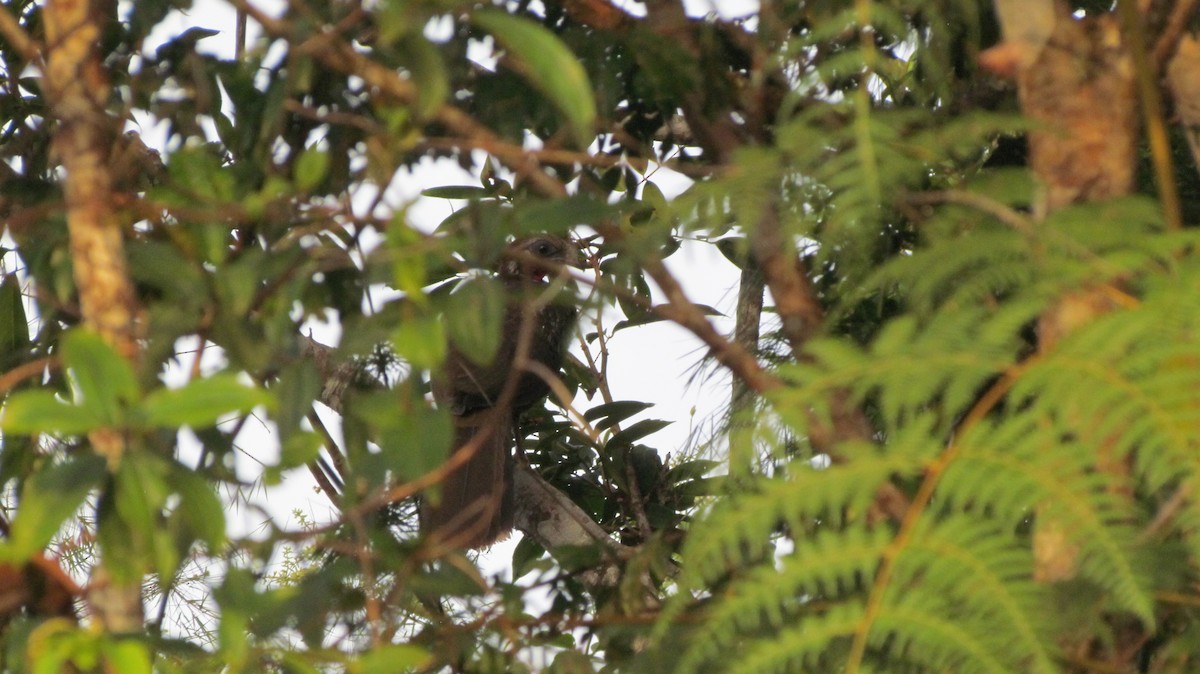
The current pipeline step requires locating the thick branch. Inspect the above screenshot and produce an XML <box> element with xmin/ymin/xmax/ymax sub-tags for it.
<box><xmin>44</xmin><ymin>0</ymin><xmax>138</xmax><ymax>360</ymax></box>
<box><xmin>43</xmin><ymin>0</ymin><xmax>142</xmax><ymax>634</ymax></box>
<box><xmin>730</xmin><ymin>257</ymin><xmax>763</xmax><ymax>414</ymax></box>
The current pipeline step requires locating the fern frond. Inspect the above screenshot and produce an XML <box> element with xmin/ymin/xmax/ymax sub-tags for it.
<box><xmin>947</xmin><ymin>431</ymin><xmax>1156</xmax><ymax>624</ymax></box>
<box><xmin>728</xmin><ymin>603</ymin><xmax>863</xmax><ymax>674</ymax></box>
<box><xmin>870</xmin><ymin>602</ymin><xmax>1013</xmax><ymax>674</ymax></box>
<box><xmin>673</xmin><ymin>528</ymin><xmax>889</xmax><ymax>674</ymax></box>
<box><xmin>893</xmin><ymin>517</ymin><xmax>1058</xmax><ymax>674</ymax></box>
<box><xmin>670</xmin><ymin>455</ymin><xmax>913</xmax><ymax>597</ymax></box>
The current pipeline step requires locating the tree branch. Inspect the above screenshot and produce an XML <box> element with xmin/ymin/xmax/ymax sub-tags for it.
<box><xmin>0</xmin><ymin>4</ymin><xmax>38</xmax><ymax>63</ymax></box>
<box><xmin>44</xmin><ymin>0</ymin><xmax>143</xmax><ymax>634</ymax></box>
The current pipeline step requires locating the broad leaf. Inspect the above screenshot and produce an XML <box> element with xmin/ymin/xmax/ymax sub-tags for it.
<box><xmin>0</xmin><ymin>390</ymin><xmax>104</xmax><ymax>435</ymax></box>
<box><xmin>61</xmin><ymin>330</ymin><xmax>139</xmax><ymax>426</ymax></box>
<box><xmin>2</xmin><ymin>453</ymin><xmax>105</xmax><ymax>562</ymax></box>
<box><xmin>141</xmin><ymin>374</ymin><xmax>272</xmax><ymax>428</ymax></box>
<box><xmin>445</xmin><ymin>277</ymin><xmax>505</xmax><ymax>367</ymax></box>
<box><xmin>294</xmin><ymin>146</ymin><xmax>329</xmax><ymax>191</ymax></box>
<box><xmin>470</xmin><ymin>10</ymin><xmax>597</xmax><ymax>148</ymax></box>
<box><xmin>170</xmin><ymin>465</ymin><xmax>227</xmax><ymax>551</ymax></box>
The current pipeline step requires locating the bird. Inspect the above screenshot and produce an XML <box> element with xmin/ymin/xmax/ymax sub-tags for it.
<box><xmin>422</xmin><ymin>235</ymin><xmax>579</xmax><ymax>549</ymax></box>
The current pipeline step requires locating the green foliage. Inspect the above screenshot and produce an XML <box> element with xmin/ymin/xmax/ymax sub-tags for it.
<box><xmin>662</xmin><ymin>179</ymin><xmax>1200</xmax><ymax>672</ymax></box>
<box><xmin>4</xmin><ymin>0</ymin><xmax>1200</xmax><ymax>672</ymax></box>
<box><xmin>470</xmin><ymin>10</ymin><xmax>597</xmax><ymax>148</ymax></box>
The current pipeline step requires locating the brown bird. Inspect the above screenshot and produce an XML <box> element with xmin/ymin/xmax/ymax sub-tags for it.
<box><xmin>423</xmin><ymin>235</ymin><xmax>578</xmax><ymax>549</ymax></box>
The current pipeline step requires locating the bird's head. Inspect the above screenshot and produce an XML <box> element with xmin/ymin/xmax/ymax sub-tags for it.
<box><xmin>499</xmin><ymin>235</ymin><xmax>579</xmax><ymax>286</ymax></box>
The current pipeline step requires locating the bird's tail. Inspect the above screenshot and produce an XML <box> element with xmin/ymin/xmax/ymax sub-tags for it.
<box><xmin>421</xmin><ymin>409</ymin><xmax>514</xmax><ymax>549</ymax></box>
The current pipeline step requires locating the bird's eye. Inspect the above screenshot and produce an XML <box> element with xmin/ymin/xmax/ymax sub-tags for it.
<box><xmin>533</xmin><ymin>242</ymin><xmax>555</xmax><ymax>256</ymax></box>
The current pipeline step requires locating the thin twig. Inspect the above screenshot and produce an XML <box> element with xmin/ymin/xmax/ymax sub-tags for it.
<box><xmin>0</xmin><ymin>4</ymin><xmax>38</xmax><ymax>63</ymax></box>
<box><xmin>1152</xmin><ymin>0</ymin><xmax>1200</xmax><ymax>70</ymax></box>
<box><xmin>0</xmin><ymin>357</ymin><xmax>55</xmax><ymax>395</ymax></box>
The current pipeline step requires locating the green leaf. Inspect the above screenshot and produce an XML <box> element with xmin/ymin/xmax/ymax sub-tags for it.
<box><xmin>141</xmin><ymin>374</ymin><xmax>272</xmax><ymax>429</ymax></box>
<box><xmin>513</xmin><ymin>195</ymin><xmax>620</xmax><ymax>237</ymax></box>
<box><xmin>445</xmin><ymin>277</ymin><xmax>505</xmax><ymax>366</ymax></box>
<box><xmin>400</xmin><ymin>38</ymin><xmax>448</xmax><ymax>119</ymax></box>
<box><xmin>0</xmin><ymin>274</ymin><xmax>29</xmax><ymax>363</ymax></box>
<box><xmin>3</xmin><ymin>453</ymin><xmax>105</xmax><ymax>562</ymax></box>
<box><xmin>357</xmin><ymin>645</ymin><xmax>430</xmax><ymax>674</ymax></box>
<box><xmin>294</xmin><ymin>146</ymin><xmax>330</xmax><ymax>191</ymax></box>
<box><xmin>107</xmin><ymin>454</ymin><xmax>176</xmax><ymax>581</ymax></box>
<box><xmin>607</xmin><ymin>418</ymin><xmax>672</xmax><ymax>447</ymax></box>
<box><xmin>171</xmin><ymin>465</ymin><xmax>227</xmax><ymax>551</ymax></box>
<box><xmin>277</xmin><ymin>432</ymin><xmax>323</xmax><ymax>474</ymax></box>
<box><xmin>62</xmin><ymin>330</ymin><xmax>139</xmax><ymax>426</ymax></box>
<box><xmin>512</xmin><ymin>536</ymin><xmax>547</xmax><ymax>579</ymax></box>
<box><xmin>274</xmin><ymin>360</ymin><xmax>322</xmax><ymax>442</ymax></box>
<box><xmin>0</xmin><ymin>390</ymin><xmax>104</xmax><ymax>435</ymax></box>
<box><xmin>361</xmin><ymin>389</ymin><xmax>453</xmax><ymax>482</ymax></box>
<box><xmin>392</xmin><ymin>313</ymin><xmax>446</xmax><ymax>370</ymax></box>
<box><xmin>421</xmin><ymin>185</ymin><xmax>492</xmax><ymax>200</ymax></box>
<box><xmin>585</xmin><ymin>400</ymin><xmax>654</xmax><ymax>427</ymax></box>
<box><xmin>102</xmin><ymin>639</ymin><xmax>152</xmax><ymax>674</ymax></box>
<box><xmin>470</xmin><ymin>10</ymin><xmax>597</xmax><ymax>148</ymax></box>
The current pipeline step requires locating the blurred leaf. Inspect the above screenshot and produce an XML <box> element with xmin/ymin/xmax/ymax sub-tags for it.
<box><xmin>269</xmin><ymin>431</ymin><xmax>323</xmax><ymax>484</ymax></box>
<box><xmin>111</xmin><ymin>455</ymin><xmax>176</xmax><ymax>580</ymax></box>
<box><xmin>62</xmin><ymin>330</ymin><xmax>139</xmax><ymax>426</ymax></box>
<box><xmin>400</xmin><ymin>38</ymin><xmax>448</xmax><ymax>119</ymax></box>
<box><xmin>2</xmin><ymin>453</ymin><xmax>105</xmax><ymax>563</ymax></box>
<box><xmin>0</xmin><ymin>390</ymin><xmax>103</xmax><ymax>435</ymax></box>
<box><xmin>612</xmin><ymin>302</ymin><xmax>720</xmax><ymax>336</ymax></box>
<box><xmin>550</xmin><ymin>543</ymin><xmax>604</xmax><ymax>570</ymax></box>
<box><xmin>616</xmin><ymin>271</ymin><xmax>653</xmax><ymax>321</ymax></box>
<box><xmin>274</xmin><ymin>360</ymin><xmax>322</xmax><ymax>441</ymax></box>
<box><xmin>126</xmin><ymin>241</ymin><xmax>205</xmax><ymax>306</ymax></box>
<box><xmin>470</xmin><ymin>10</ymin><xmax>597</xmax><ymax>147</ymax></box>
<box><xmin>0</xmin><ymin>274</ymin><xmax>29</xmax><ymax>364</ymax></box>
<box><xmin>716</xmin><ymin>237</ymin><xmax>748</xmax><ymax>269</ymax></box>
<box><xmin>512</xmin><ymin>536</ymin><xmax>546</xmax><ymax>579</ymax></box>
<box><xmin>445</xmin><ymin>277</ymin><xmax>505</xmax><ymax>366</ymax></box>
<box><xmin>514</xmin><ymin>195</ymin><xmax>621</xmax><ymax>237</ymax></box>
<box><xmin>388</xmin><ymin>223</ymin><xmax>431</xmax><ymax>298</ymax></box>
<box><xmin>666</xmin><ymin>458</ymin><xmax>720</xmax><ymax>483</ymax></box>
<box><xmin>102</xmin><ymin>639</ymin><xmax>152</xmax><ymax>674</ymax></box>
<box><xmin>162</xmin><ymin>145</ymin><xmax>236</xmax><ymax>204</ymax></box>
<box><xmin>392</xmin><ymin>313</ymin><xmax>446</xmax><ymax>370</ymax></box>
<box><xmin>295</xmin><ymin>146</ymin><xmax>330</xmax><ymax>191</ymax></box>
<box><xmin>141</xmin><ymin>374</ymin><xmax>272</xmax><ymax>428</ymax></box>
<box><xmin>358</xmin><ymin>388</ymin><xmax>453</xmax><ymax>482</ymax></box>
<box><xmin>612</xmin><ymin>313</ymin><xmax>666</xmax><ymax>334</ymax></box>
<box><xmin>171</xmin><ymin>465</ymin><xmax>227</xmax><ymax>551</ymax></box>
<box><xmin>357</xmin><ymin>644</ymin><xmax>430</xmax><ymax>674</ymax></box>
<box><xmin>422</xmin><ymin>186</ymin><xmax>492</xmax><ymax>200</ymax></box>
<box><xmin>549</xmin><ymin>650</ymin><xmax>594</xmax><ymax>674</ymax></box>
